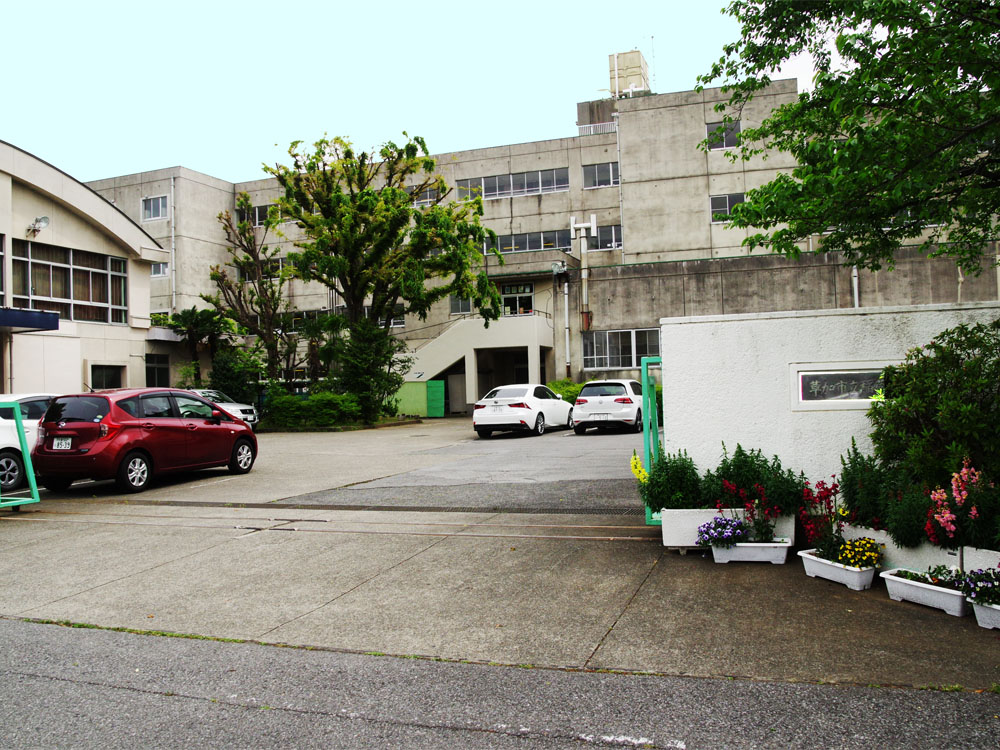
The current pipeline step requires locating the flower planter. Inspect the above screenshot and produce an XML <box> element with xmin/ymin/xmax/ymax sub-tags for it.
<box><xmin>711</xmin><ymin>538</ymin><xmax>792</xmax><ymax>564</ymax></box>
<box><xmin>798</xmin><ymin>549</ymin><xmax>877</xmax><ymax>591</ymax></box>
<box><xmin>842</xmin><ymin>525</ymin><xmax>1000</xmax><ymax>571</ymax></box>
<box><xmin>971</xmin><ymin>601</ymin><xmax>1000</xmax><ymax>630</ymax></box>
<box><xmin>661</xmin><ymin>509</ymin><xmax>794</xmax><ymax>549</ymax></box>
<box><xmin>880</xmin><ymin>569</ymin><xmax>969</xmax><ymax>617</ymax></box>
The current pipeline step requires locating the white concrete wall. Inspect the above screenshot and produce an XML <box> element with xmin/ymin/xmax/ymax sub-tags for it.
<box><xmin>659</xmin><ymin>302</ymin><xmax>1000</xmax><ymax>482</ymax></box>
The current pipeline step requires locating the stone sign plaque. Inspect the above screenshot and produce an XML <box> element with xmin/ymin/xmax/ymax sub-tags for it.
<box><xmin>799</xmin><ymin>371</ymin><xmax>883</xmax><ymax>402</ymax></box>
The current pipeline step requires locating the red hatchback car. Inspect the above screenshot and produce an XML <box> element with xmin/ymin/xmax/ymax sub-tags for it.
<box><xmin>31</xmin><ymin>388</ymin><xmax>258</xmax><ymax>493</ymax></box>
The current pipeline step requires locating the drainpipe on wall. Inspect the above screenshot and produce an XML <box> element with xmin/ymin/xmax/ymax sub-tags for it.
<box><xmin>170</xmin><ymin>176</ymin><xmax>177</xmax><ymax>313</ymax></box>
<box><xmin>852</xmin><ymin>266</ymin><xmax>860</xmax><ymax>308</ymax></box>
<box><xmin>563</xmin><ymin>279</ymin><xmax>571</xmax><ymax>377</ymax></box>
<box><xmin>957</xmin><ymin>265</ymin><xmax>965</xmax><ymax>304</ymax></box>
<box><xmin>614</xmin><ymin>111</ymin><xmax>625</xmax><ymax>265</ymax></box>
<box><xmin>570</xmin><ymin>214</ymin><xmax>597</xmax><ymax>331</ymax></box>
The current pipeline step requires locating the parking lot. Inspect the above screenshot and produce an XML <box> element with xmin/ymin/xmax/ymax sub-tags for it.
<box><xmin>17</xmin><ymin>417</ymin><xmax>646</xmax><ymax>511</ymax></box>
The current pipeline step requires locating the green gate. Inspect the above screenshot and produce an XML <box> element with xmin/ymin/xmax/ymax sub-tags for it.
<box><xmin>640</xmin><ymin>357</ymin><xmax>662</xmax><ymax>526</ymax></box>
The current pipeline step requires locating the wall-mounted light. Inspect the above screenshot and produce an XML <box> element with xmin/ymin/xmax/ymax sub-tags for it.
<box><xmin>27</xmin><ymin>216</ymin><xmax>49</xmax><ymax>236</ymax></box>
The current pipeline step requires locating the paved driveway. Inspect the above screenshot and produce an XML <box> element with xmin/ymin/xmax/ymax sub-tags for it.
<box><xmin>24</xmin><ymin>418</ymin><xmax>646</xmax><ymax>511</ymax></box>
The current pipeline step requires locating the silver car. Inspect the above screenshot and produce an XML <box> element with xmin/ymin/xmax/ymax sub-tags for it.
<box><xmin>573</xmin><ymin>379</ymin><xmax>643</xmax><ymax>434</ymax></box>
<box><xmin>188</xmin><ymin>389</ymin><xmax>259</xmax><ymax>431</ymax></box>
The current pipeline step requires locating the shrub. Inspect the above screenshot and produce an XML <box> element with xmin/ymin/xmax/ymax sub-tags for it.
<box><xmin>868</xmin><ymin>319</ymin><xmax>1000</xmax><ymax>489</ymax></box>
<box><xmin>839</xmin><ymin>439</ymin><xmax>897</xmax><ymax>529</ymax></box>
<box><xmin>702</xmin><ymin>444</ymin><xmax>805</xmax><ymax>515</ymax></box>
<box><xmin>308</xmin><ymin>392</ymin><xmax>361</xmax><ymax>426</ymax></box>
<box><xmin>882</xmin><ymin>485</ymin><xmax>932</xmax><ymax>548</ymax></box>
<box><xmin>262</xmin><ymin>393</ymin><xmax>305</xmax><ymax>430</ymax></box>
<box><xmin>209</xmin><ymin>347</ymin><xmax>264</xmax><ymax>407</ymax></box>
<box><xmin>546</xmin><ymin>378</ymin><xmax>582</xmax><ymax>405</ymax></box>
<box><xmin>640</xmin><ymin>448</ymin><xmax>703</xmax><ymax>511</ymax></box>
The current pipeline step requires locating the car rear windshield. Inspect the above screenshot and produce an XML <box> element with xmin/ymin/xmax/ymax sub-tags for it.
<box><xmin>44</xmin><ymin>396</ymin><xmax>110</xmax><ymax>423</ymax></box>
<box><xmin>485</xmin><ymin>387</ymin><xmax>527</xmax><ymax>399</ymax></box>
<box><xmin>579</xmin><ymin>383</ymin><xmax>627</xmax><ymax>397</ymax></box>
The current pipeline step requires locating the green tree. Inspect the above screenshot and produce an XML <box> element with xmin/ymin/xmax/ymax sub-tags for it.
<box><xmin>165</xmin><ymin>306</ymin><xmax>232</xmax><ymax>385</ymax></box>
<box><xmin>700</xmin><ymin>0</ymin><xmax>1000</xmax><ymax>273</ymax></box>
<box><xmin>266</xmin><ymin>134</ymin><xmax>503</xmax><ymax>421</ymax></box>
<box><xmin>207</xmin><ymin>192</ymin><xmax>304</xmax><ymax>383</ymax></box>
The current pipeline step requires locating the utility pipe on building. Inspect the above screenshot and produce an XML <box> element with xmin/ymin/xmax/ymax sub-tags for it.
<box><xmin>170</xmin><ymin>177</ymin><xmax>177</xmax><ymax>313</ymax></box>
<box><xmin>570</xmin><ymin>214</ymin><xmax>597</xmax><ymax>331</ymax></box>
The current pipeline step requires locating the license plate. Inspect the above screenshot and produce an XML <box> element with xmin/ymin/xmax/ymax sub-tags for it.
<box><xmin>593</xmin><ymin>413</ymin><xmax>609</xmax><ymax>421</ymax></box>
<box><xmin>490</xmin><ymin>406</ymin><xmax>503</xmax><ymax>413</ymax></box>
<box><xmin>53</xmin><ymin>437</ymin><xmax>72</xmax><ymax>450</ymax></box>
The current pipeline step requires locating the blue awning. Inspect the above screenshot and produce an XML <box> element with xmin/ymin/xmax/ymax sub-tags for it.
<box><xmin>0</xmin><ymin>308</ymin><xmax>59</xmax><ymax>333</ymax></box>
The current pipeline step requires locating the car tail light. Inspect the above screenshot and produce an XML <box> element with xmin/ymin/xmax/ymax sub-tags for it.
<box><xmin>98</xmin><ymin>414</ymin><xmax>122</xmax><ymax>441</ymax></box>
<box><xmin>508</xmin><ymin>402</ymin><xmax>529</xmax><ymax>410</ymax></box>
<box><xmin>614</xmin><ymin>397</ymin><xmax>634</xmax><ymax>404</ymax></box>
<box><xmin>36</xmin><ymin>425</ymin><xmax>46</xmax><ymax>446</ymax></box>
<box><xmin>575</xmin><ymin>398</ymin><xmax>588</xmax><ymax>405</ymax></box>
<box><xmin>473</xmin><ymin>404</ymin><xmax>485</xmax><ymax>410</ymax></box>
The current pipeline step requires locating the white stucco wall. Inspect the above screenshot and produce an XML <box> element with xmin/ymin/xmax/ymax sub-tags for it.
<box><xmin>659</xmin><ymin>302</ymin><xmax>1000</xmax><ymax>483</ymax></box>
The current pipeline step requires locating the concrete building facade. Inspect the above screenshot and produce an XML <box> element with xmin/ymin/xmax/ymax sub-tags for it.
<box><xmin>74</xmin><ymin>53</ymin><xmax>997</xmax><ymax>410</ymax></box>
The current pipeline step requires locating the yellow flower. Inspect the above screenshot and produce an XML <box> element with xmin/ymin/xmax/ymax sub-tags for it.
<box><xmin>630</xmin><ymin>450</ymin><xmax>649</xmax><ymax>485</ymax></box>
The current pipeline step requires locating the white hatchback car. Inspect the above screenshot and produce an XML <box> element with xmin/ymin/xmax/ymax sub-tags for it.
<box><xmin>0</xmin><ymin>393</ymin><xmax>57</xmax><ymax>491</ymax></box>
<box><xmin>472</xmin><ymin>383</ymin><xmax>573</xmax><ymax>438</ymax></box>
<box><xmin>573</xmin><ymin>379</ymin><xmax>643</xmax><ymax>434</ymax></box>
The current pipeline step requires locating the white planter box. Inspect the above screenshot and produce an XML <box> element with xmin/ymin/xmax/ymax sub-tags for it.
<box><xmin>880</xmin><ymin>568</ymin><xmax>969</xmax><ymax>617</ymax></box>
<box><xmin>971</xmin><ymin>601</ymin><xmax>1000</xmax><ymax>629</ymax></box>
<box><xmin>711</xmin><ymin>538</ymin><xmax>792</xmax><ymax>564</ymax></box>
<box><xmin>842</xmin><ymin>525</ymin><xmax>1000</xmax><ymax>571</ymax></box>
<box><xmin>660</xmin><ymin>509</ymin><xmax>795</xmax><ymax>549</ymax></box>
<box><xmin>798</xmin><ymin>549</ymin><xmax>877</xmax><ymax>591</ymax></box>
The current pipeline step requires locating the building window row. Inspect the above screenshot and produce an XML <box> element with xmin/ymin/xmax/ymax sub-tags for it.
<box><xmin>707</xmin><ymin>120</ymin><xmax>741</xmax><ymax>150</ymax></box>
<box><xmin>409</xmin><ymin>186</ymin><xmax>438</xmax><ymax>206</ymax></box>
<box><xmin>237</xmin><ymin>204</ymin><xmax>276</xmax><ymax>227</ymax></box>
<box><xmin>501</xmin><ymin>283</ymin><xmax>534</xmax><ymax>317</ymax></box>
<box><xmin>333</xmin><ymin>304</ymin><xmax>405</xmax><ymax>328</ymax></box>
<box><xmin>457</xmin><ymin>168</ymin><xmax>570</xmax><ymax>201</ymax></box>
<box><xmin>10</xmin><ymin>239</ymin><xmax>127</xmax><ymax>324</ymax></box>
<box><xmin>583</xmin><ymin>328</ymin><xmax>660</xmax><ymax>370</ymax></box>
<box><xmin>588</xmin><ymin>224</ymin><xmax>623</xmax><ymax>250</ymax></box>
<box><xmin>710</xmin><ymin>193</ymin><xmax>745</xmax><ymax>222</ymax></box>
<box><xmin>235</xmin><ymin>256</ymin><xmax>289</xmax><ymax>282</ymax></box>
<box><xmin>583</xmin><ymin>162</ymin><xmax>620</xmax><ymax>189</ymax></box>
<box><xmin>485</xmin><ymin>229</ymin><xmax>572</xmax><ymax>255</ymax></box>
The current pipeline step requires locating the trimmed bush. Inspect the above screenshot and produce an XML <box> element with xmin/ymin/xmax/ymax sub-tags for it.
<box><xmin>262</xmin><ymin>393</ymin><xmax>305</xmax><ymax>430</ymax></box>
<box><xmin>702</xmin><ymin>444</ymin><xmax>805</xmax><ymax>515</ymax></box>
<box><xmin>309</xmin><ymin>392</ymin><xmax>361</xmax><ymax>426</ymax></box>
<box><xmin>546</xmin><ymin>378</ymin><xmax>582</xmax><ymax>405</ymax></box>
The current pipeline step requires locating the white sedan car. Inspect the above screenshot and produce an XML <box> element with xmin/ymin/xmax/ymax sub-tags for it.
<box><xmin>573</xmin><ymin>379</ymin><xmax>643</xmax><ymax>434</ymax></box>
<box><xmin>472</xmin><ymin>383</ymin><xmax>573</xmax><ymax>438</ymax></box>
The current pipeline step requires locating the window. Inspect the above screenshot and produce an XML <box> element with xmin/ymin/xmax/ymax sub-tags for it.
<box><xmin>501</xmin><ymin>283</ymin><xmax>533</xmax><ymax>316</ymax></box>
<box><xmin>236</xmin><ymin>257</ymin><xmax>288</xmax><ymax>281</ymax></box>
<box><xmin>11</xmin><ymin>239</ymin><xmax>127</xmax><ymax>324</ymax></box>
<box><xmin>237</xmin><ymin>204</ymin><xmax>274</xmax><ymax>227</ymax></box>
<box><xmin>583</xmin><ymin>329</ymin><xmax>660</xmax><ymax>369</ymax></box>
<box><xmin>457</xmin><ymin>168</ymin><xmax>569</xmax><ymax>201</ymax></box>
<box><xmin>450</xmin><ymin>295</ymin><xmax>472</xmax><ymax>315</ymax></box>
<box><xmin>151</xmin><ymin>262</ymin><xmax>168</xmax><ymax>277</ymax></box>
<box><xmin>142</xmin><ymin>196</ymin><xmax>168</xmax><ymax>221</ymax></box>
<box><xmin>588</xmin><ymin>225</ymin><xmax>624</xmax><ymax>250</ymax></box>
<box><xmin>378</xmin><ymin>304</ymin><xmax>405</xmax><ymax>328</ymax></box>
<box><xmin>707</xmin><ymin>121</ymin><xmax>741</xmax><ymax>150</ymax></box>
<box><xmin>409</xmin><ymin>186</ymin><xmax>438</xmax><ymax>206</ymax></box>
<box><xmin>146</xmin><ymin>353</ymin><xmax>170</xmax><ymax>387</ymax></box>
<box><xmin>583</xmin><ymin>162</ymin><xmax>620</xmax><ymax>189</ymax></box>
<box><xmin>140</xmin><ymin>393</ymin><xmax>174</xmax><ymax>418</ymax></box>
<box><xmin>91</xmin><ymin>365</ymin><xmax>123</xmax><ymax>390</ymax></box>
<box><xmin>486</xmin><ymin>229</ymin><xmax>571</xmax><ymax>254</ymax></box>
<box><xmin>175</xmin><ymin>393</ymin><xmax>214</xmax><ymax>419</ymax></box>
<box><xmin>710</xmin><ymin>193</ymin><xmax>745</xmax><ymax>222</ymax></box>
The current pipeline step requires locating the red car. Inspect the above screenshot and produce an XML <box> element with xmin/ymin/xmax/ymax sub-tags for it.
<box><xmin>31</xmin><ymin>388</ymin><xmax>257</xmax><ymax>493</ymax></box>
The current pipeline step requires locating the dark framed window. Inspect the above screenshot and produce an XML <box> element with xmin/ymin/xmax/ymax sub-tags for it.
<box><xmin>583</xmin><ymin>162</ymin><xmax>620</xmax><ymax>189</ymax></box>
<box><xmin>146</xmin><ymin>353</ymin><xmax>170</xmax><ymax>387</ymax></box>
<box><xmin>91</xmin><ymin>365</ymin><xmax>123</xmax><ymax>390</ymax></box>
<box><xmin>710</xmin><ymin>193</ymin><xmax>745</xmax><ymax>222</ymax></box>
<box><xmin>707</xmin><ymin>120</ymin><xmax>741</xmax><ymax>150</ymax></box>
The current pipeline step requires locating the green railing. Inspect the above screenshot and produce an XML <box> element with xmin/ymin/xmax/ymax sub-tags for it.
<box><xmin>0</xmin><ymin>402</ymin><xmax>40</xmax><ymax>509</ymax></box>
<box><xmin>640</xmin><ymin>356</ymin><xmax>662</xmax><ymax>526</ymax></box>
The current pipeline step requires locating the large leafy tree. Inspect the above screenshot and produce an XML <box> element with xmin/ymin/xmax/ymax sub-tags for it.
<box><xmin>207</xmin><ymin>192</ymin><xmax>304</xmax><ymax>382</ymax></box>
<box><xmin>700</xmin><ymin>0</ymin><xmax>1000</xmax><ymax>273</ymax></box>
<box><xmin>266</xmin><ymin>134</ymin><xmax>502</xmax><ymax>421</ymax></box>
<box><xmin>165</xmin><ymin>306</ymin><xmax>232</xmax><ymax>384</ymax></box>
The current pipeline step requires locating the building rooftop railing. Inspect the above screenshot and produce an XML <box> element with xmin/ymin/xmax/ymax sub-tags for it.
<box><xmin>578</xmin><ymin>122</ymin><xmax>617</xmax><ymax>136</ymax></box>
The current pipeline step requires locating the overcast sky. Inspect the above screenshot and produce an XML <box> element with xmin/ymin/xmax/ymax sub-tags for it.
<box><xmin>5</xmin><ymin>0</ymin><xmax>808</xmax><ymax>184</ymax></box>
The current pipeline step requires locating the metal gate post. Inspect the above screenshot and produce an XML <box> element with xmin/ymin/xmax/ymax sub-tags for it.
<box><xmin>640</xmin><ymin>357</ymin><xmax>661</xmax><ymax>525</ymax></box>
<box><xmin>0</xmin><ymin>402</ymin><xmax>41</xmax><ymax>509</ymax></box>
